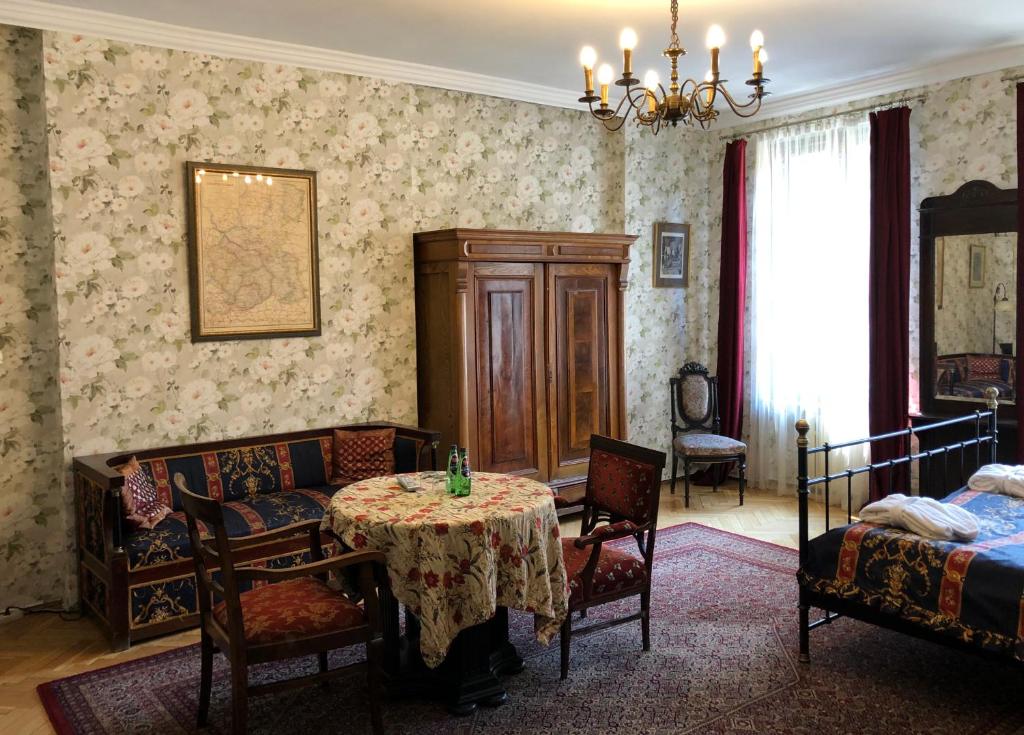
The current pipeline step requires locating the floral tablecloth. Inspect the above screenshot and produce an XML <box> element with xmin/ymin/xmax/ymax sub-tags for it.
<box><xmin>321</xmin><ymin>472</ymin><xmax>568</xmax><ymax>668</ymax></box>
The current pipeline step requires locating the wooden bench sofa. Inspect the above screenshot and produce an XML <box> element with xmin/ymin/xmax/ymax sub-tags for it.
<box><xmin>72</xmin><ymin>422</ymin><xmax>439</xmax><ymax>650</ymax></box>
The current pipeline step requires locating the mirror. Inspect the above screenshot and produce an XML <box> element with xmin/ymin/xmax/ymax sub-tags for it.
<box><xmin>920</xmin><ymin>180</ymin><xmax>1019</xmax><ymax>416</ymax></box>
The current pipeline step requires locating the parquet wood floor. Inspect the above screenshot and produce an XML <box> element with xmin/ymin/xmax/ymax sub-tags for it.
<box><xmin>0</xmin><ymin>481</ymin><xmax>825</xmax><ymax>735</ymax></box>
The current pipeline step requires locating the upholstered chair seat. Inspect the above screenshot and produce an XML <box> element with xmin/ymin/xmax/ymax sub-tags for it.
<box><xmin>673</xmin><ymin>434</ymin><xmax>747</xmax><ymax>456</ymax></box>
<box><xmin>561</xmin><ymin>538</ymin><xmax>648</xmax><ymax>605</ymax></box>
<box><xmin>212</xmin><ymin>577</ymin><xmax>366</xmax><ymax>646</ymax></box>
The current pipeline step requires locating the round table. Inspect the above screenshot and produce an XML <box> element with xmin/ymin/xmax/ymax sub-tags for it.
<box><xmin>321</xmin><ymin>471</ymin><xmax>568</xmax><ymax>712</ymax></box>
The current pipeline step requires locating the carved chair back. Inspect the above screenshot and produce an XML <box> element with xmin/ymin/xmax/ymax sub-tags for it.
<box><xmin>582</xmin><ymin>434</ymin><xmax>667</xmax><ymax>569</ymax></box>
<box><xmin>670</xmin><ymin>362</ymin><xmax>721</xmax><ymax>435</ymax></box>
<box><xmin>176</xmin><ymin>475</ymin><xmax>247</xmax><ymax>646</ymax></box>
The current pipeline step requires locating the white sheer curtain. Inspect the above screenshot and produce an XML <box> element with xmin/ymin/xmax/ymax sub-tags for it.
<box><xmin>748</xmin><ymin>116</ymin><xmax>872</xmax><ymax>507</ymax></box>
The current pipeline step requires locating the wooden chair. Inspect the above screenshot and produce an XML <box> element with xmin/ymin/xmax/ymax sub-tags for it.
<box><xmin>669</xmin><ymin>361</ymin><xmax>747</xmax><ymax>508</ymax></box>
<box><xmin>555</xmin><ymin>435</ymin><xmax>666</xmax><ymax>679</ymax></box>
<box><xmin>174</xmin><ymin>474</ymin><xmax>385</xmax><ymax>735</ymax></box>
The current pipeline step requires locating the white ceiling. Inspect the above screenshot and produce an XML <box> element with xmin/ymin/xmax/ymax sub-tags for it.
<box><xmin>6</xmin><ymin>0</ymin><xmax>1024</xmax><ymax>110</ymax></box>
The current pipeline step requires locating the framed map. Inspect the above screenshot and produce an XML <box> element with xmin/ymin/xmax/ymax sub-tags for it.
<box><xmin>185</xmin><ymin>161</ymin><xmax>320</xmax><ymax>342</ymax></box>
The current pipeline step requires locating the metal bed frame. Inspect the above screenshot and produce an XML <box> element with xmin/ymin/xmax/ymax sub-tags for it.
<box><xmin>796</xmin><ymin>388</ymin><xmax>1001</xmax><ymax>663</ymax></box>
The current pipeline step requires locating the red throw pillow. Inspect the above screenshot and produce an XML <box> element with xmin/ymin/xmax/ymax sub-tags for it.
<box><xmin>115</xmin><ymin>456</ymin><xmax>171</xmax><ymax>530</ymax></box>
<box><xmin>331</xmin><ymin>428</ymin><xmax>396</xmax><ymax>487</ymax></box>
<box><xmin>967</xmin><ymin>355</ymin><xmax>1001</xmax><ymax>380</ymax></box>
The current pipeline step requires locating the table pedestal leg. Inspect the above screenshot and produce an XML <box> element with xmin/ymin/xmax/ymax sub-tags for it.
<box><xmin>385</xmin><ymin>606</ymin><xmax>524</xmax><ymax>715</ymax></box>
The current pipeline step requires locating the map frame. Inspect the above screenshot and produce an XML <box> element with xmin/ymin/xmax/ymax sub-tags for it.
<box><xmin>185</xmin><ymin>161</ymin><xmax>321</xmax><ymax>342</ymax></box>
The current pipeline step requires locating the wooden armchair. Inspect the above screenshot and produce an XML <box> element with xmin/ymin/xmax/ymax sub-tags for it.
<box><xmin>556</xmin><ymin>435</ymin><xmax>666</xmax><ymax>679</ymax></box>
<box><xmin>175</xmin><ymin>474</ymin><xmax>385</xmax><ymax>735</ymax></box>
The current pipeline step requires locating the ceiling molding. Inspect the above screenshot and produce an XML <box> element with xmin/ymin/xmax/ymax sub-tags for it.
<box><xmin>1</xmin><ymin>0</ymin><xmax>1021</xmax><ymax>125</ymax></box>
<box><xmin>716</xmin><ymin>42</ymin><xmax>1024</xmax><ymax>130</ymax></box>
<box><xmin>0</xmin><ymin>0</ymin><xmax>587</xmax><ymax>110</ymax></box>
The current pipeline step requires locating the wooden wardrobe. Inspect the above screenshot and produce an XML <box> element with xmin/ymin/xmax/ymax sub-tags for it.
<box><xmin>413</xmin><ymin>228</ymin><xmax>634</xmax><ymax>506</ymax></box>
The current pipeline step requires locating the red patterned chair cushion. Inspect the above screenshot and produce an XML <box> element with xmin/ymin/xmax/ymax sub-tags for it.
<box><xmin>331</xmin><ymin>428</ymin><xmax>396</xmax><ymax>487</ymax></box>
<box><xmin>213</xmin><ymin>577</ymin><xmax>365</xmax><ymax>645</ymax></box>
<box><xmin>561</xmin><ymin>537</ymin><xmax>648</xmax><ymax>606</ymax></box>
<box><xmin>115</xmin><ymin>456</ymin><xmax>171</xmax><ymax>530</ymax></box>
<box><xmin>588</xmin><ymin>448</ymin><xmax>659</xmax><ymax>523</ymax></box>
<box><xmin>967</xmin><ymin>355</ymin><xmax>1002</xmax><ymax>380</ymax></box>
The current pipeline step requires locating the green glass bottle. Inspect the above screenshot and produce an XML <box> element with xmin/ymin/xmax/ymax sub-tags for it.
<box><xmin>445</xmin><ymin>444</ymin><xmax>459</xmax><ymax>494</ymax></box>
<box><xmin>456</xmin><ymin>447</ymin><xmax>472</xmax><ymax>497</ymax></box>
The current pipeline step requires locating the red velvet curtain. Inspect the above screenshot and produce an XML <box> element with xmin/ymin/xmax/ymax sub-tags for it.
<box><xmin>1016</xmin><ymin>83</ymin><xmax>1024</xmax><ymax>460</ymax></box>
<box><xmin>868</xmin><ymin>107</ymin><xmax>912</xmax><ymax>502</ymax></box>
<box><xmin>696</xmin><ymin>139</ymin><xmax>748</xmax><ymax>485</ymax></box>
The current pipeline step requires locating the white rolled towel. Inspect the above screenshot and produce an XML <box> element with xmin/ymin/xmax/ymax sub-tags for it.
<box><xmin>968</xmin><ymin>464</ymin><xmax>1024</xmax><ymax>498</ymax></box>
<box><xmin>859</xmin><ymin>494</ymin><xmax>979</xmax><ymax>541</ymax></box>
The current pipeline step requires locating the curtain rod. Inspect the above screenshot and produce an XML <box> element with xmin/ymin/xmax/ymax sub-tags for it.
<box><xmin>724</xmin><ymin>95</ymin><xmax>927</xmax><ymax>142</ymax></box>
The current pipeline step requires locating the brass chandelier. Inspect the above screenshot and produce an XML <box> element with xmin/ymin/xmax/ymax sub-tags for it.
<box><xmin>576</xmin><ymin>0</ymin><xmax>770</xmax><ymax>132</ymax></box>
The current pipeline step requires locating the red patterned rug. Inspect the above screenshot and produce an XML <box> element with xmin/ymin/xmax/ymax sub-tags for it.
<box><xmin>39</xmin><ymin>523</ymin><xmax>1024</xmax><ymax>734</ymax></box>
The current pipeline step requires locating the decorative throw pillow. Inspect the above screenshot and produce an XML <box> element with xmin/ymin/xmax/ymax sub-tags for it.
<box><xmin>115</xmin><ymin>456</ymin><xmax>171</xmax><ymax>531</ymax></box>
<box><xmin>967</xmin><ymin>355</ymin><xmax>1001</xmax><ymax>380</ymax></box>
<box><xmin>331</xmin><ymin>428</ymin><xmax>396</xmax><ymax>487</ymax></box>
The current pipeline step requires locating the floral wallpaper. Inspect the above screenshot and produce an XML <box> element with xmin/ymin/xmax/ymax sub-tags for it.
<box><xmin>0</xmin><ymin>27</ymin><xmax>628</xmax><ymax>607</ymax></box>
<box><xmin>0</xmin><ymin>27</ymin><xmax>66</xmax><ymax>607</ymax></box>
<box><xmin>623</xmin><ymin>125</ymin><xmax>715</xmax><ymax>471</ymax></box>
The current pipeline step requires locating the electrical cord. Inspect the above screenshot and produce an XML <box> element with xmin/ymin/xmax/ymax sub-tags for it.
<box><xmin>2</xmin><ymin>605</ymin><xmax>83</xmax><ymax>622</ymax></box>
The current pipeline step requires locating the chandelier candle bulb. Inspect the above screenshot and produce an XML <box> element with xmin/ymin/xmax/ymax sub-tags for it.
<box><xmin>750</xmin><ymin>29</ymin><xmax>765</xmax><ymax>75</ymax></box>
<box><xmin>644</xmin><ymin>69</ymin><xmax>660</xmax><ymax>112</ymax></box>
<box><xmin>704</xmin><ymin>70</ymin><xmax>715</xmax><ymax>105</ymax></box>
<box><xmin>619</xmin><ymin>27</ymin><xmax>638</xmax><ymax>77</ymax></box>
<box><xmin>597</xmin><ymin>63</ymin><xmax>614</xmax><ymax>105</ymax></box>
<box><xmin>579</xmin><ymin>45</ymin><xmax>597</xmax><ymax>93</ymax></box>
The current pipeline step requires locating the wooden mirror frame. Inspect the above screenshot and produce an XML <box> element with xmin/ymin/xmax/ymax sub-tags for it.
<box><xmin>920</xmin><ymin>179</ymin><xmax>1019</xmax><ymax>418</ymax></box>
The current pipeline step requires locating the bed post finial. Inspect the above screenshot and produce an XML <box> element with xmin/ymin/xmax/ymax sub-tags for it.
<box><xmin>984</xmin><ymin>387</ymin><xmax>999</xmax><ymax>463</ymax></box>
<box><xmin>796</xmin><ymin>418</ymin><xmax>810</xmax><ymax>447</ymax></box>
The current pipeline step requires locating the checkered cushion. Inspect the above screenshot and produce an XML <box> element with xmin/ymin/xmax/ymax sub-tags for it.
<box><xmin>115</xmin><ymin>456</ymin><xmax>171</xmax><ymax>530</ymax></box>
<box><xmin>331</xmin><ymin>428</ymin><xmax>396</xmax><ymax>487</ymax></box>
<box><xmin>213</xmin><ymin>577</ymin><xmax>365</xmax><ymax>644</ymax></box>
<box><xmin>561</xmin><ymin>537</ymin><xmax>647</xmax><ymax>605</ymax></box>
<box><xmin>967</xmin><ymin>355</ymin><xmax>1002</xmax><ymax>380</ymax></box>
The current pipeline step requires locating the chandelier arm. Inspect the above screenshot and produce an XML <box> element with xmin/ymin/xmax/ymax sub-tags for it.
<box><xmin>714</xmin><ymin>84</ymin><xmax>764</xmax><ymax>117</ymax></box>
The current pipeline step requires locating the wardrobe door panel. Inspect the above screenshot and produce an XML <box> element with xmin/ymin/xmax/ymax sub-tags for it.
<box><xmin>547</xmin><ymin>264</ymin><xmax>615</xmax><ymax>481</ymax></box>
<box><xmin>472</xmin><ymin>263</ymin><xmax>547</xmax><ymax>479</ymax></box>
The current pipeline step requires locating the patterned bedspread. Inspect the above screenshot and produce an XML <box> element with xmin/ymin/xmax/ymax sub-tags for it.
<box><xmin>799</xmin><ymin>488</ymin><xmax>1024</xmax><ymax>661</ymax></box>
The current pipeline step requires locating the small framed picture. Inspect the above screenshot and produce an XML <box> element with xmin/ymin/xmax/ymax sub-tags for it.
<box><xmin>968</xmin><ymin>243</ymin><xmax>986</xmax><ymax>289</ymax></box>
<box><xmin>652</xmin><ymin>222</ymin><xmax>690</xmax><ymax>288</ymax></box>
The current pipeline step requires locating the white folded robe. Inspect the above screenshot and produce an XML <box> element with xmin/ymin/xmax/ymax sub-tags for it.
<box><xmin>968</xmin><ymin>464</ymin><xmax>1024</xmax><ymax>498</ymax></box>
<box><xmin>859</xmin><ymin>494</ymin><xmax>979</xmax><ymax>541</ymax></box>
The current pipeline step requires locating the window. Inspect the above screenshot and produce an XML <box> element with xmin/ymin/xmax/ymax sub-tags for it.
<box><xmin>747</xmin><ymin>116</ymin><xmax>871</xmax><ymax>505</ymax></box>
